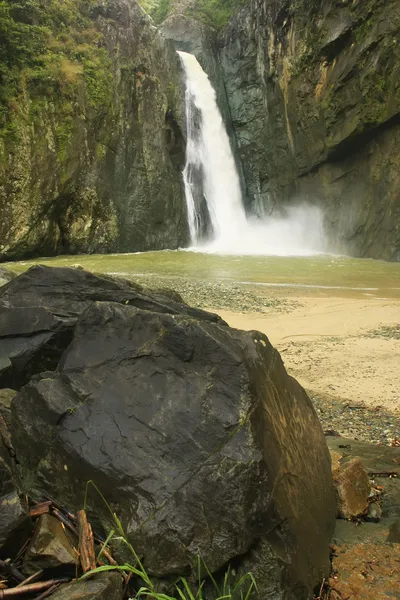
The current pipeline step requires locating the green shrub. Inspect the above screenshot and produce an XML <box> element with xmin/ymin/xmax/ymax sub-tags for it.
<box><xmin>0</xmin><ymin>0</ymin><xmax>113</xmax><ymax>131</ymax></box>
<box><xmin>144</xmin><ymin>0</ymin><xmax>246</xmax><ymax>30</ymax></box>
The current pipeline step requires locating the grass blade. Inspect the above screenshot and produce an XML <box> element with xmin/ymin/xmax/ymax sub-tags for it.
<box><xmin>202</xmin><ymin>557</ymin><xmax>221</xmax><ymax>597</ymax></box>
<box><xmin>97</xmin><ymin>528</ymin><xmax>115</xmax><ymax>562</ymax></box>
<box><xmin>180</xmin><ymin>577</ymin><xmax>197</xmax><ymax>600</ymax></box>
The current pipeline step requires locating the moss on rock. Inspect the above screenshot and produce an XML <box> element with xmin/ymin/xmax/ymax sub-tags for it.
<box><xmin>0</xmin><ymin>0</ymin><xmax>188</xmax><ymax>260</ymax></box>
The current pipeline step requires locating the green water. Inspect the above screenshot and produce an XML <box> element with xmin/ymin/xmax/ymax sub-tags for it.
<box><xmin>5</xmin><ymin>250</ymin><xmax>400</xmax><ymax>298</ymax></box>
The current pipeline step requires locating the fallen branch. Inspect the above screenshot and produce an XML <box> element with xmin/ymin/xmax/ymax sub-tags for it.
<box><xmin>0</xmin><ymin>579</ymin><xmax>69</xmax><ymax>598</ymax></box>
<box><xmin>32</xmin><ymin>583</ymin><xmax>61</xmax><ymax>600</ymax></box>
<box><xmin>15</xmin><ymin>571</ymin><xmax>43</xmax><ymax>588</ymax></box>
<box><xmin>30</xmin><ymin>502</ymin><xmax>52</xmax><ymax>519</ymax></box>
<box><xmin>77</xmin><ymin>510</ymin><xmax>96</xmax><ymax>573</ymax></box>
<box><xmin>52</xmin><ymin>508</ymin><xmax>78</xmax><ymax>537</ymax></box>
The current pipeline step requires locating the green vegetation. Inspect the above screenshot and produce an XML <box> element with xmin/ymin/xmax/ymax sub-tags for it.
<box><xmin>140</xmin><ymin>0</ymin><xmax>246</xmax><ymax>30</ymax></box>
<box><xmin>150</xmin><ymin>0</ymin><xmax>172</xmax><ymax>25</ymax></box>
<box><xmin>0</xmin><ymin>0</ymin><xmax>113</xmax><ymax>133</ymax></box>
<box><xmin>83</xmin><ymin>481</ymin><xmax>257</xmax><ymax>600</ymax></box>
<box><xmin>185</xmin><ymin>0</ymin><xmax>246</xmax><ymax>30</ymax></box>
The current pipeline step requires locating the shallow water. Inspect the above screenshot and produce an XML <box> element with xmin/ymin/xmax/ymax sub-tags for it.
<box><xmin>5</xmin><ymin>250</ymin><xmax>400</xmax><ymax>299</ymax></box>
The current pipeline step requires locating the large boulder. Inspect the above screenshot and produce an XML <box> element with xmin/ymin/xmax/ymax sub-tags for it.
<box><xmin>10</xmin><ymin>295</ymin><xmax>336</xmax><ymax>598</ymax></box>
<box><xmin>0</xmin><ymin>265</ymin><xmax>224</xmax><ymax>389</ymax></box>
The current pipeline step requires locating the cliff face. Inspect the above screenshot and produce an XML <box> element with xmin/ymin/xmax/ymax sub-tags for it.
<box><xmin>220</xmin><ymin>0</ymin><xmax>400</xmax><ymax>259</ymax></box>
<box><xmin>0</xmin><ymin>0</ymin><xmax>188</xmax><ymax>260</ymax></box>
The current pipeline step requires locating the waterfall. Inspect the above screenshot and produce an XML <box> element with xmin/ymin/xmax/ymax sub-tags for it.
<box><xmin>178</xmin><ymin>51</ymin><xmax>247</xmax><ymax>246</ymax></box>
<box><xmin>178</xmin><ymin>51</ymin><xmax>326</xmax><ymax>256</ymax></box>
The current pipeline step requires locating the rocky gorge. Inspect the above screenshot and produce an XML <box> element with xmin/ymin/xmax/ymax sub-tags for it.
<box><xmin>0</xmin><ymin>0</ymin><xmax>399</xmax><ymax>260</ymax></box>
<box><xmin>0</xmin><ymin>1</ymin><xmax>400</xmax><ymax>598</ymax></box>
<box><xmin>163</xmin><ymin>0</ymin><xmax>400</xmax><ymax>260</ymax></box>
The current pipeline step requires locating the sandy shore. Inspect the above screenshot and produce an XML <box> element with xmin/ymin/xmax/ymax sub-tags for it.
<box><xmin>216</xmin><ymin>296</ymin><xmax>400</xmax><ymax>414</ymax></box>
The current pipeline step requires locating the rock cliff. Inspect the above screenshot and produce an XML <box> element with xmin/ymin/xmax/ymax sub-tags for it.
<box><xmin>220</xmin><ymin>0</ymin><xmax>400</xmax><ymax>259</ymax></box>
<box><xmin>0</xmin><ymin>0</ymin><xmax>188</xmax><ymax>260</ymax></box>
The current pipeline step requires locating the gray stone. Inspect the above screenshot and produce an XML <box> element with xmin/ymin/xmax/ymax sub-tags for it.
<box><xmin>48</xmin><ymin>572</ymin><xmax>123</xmax><ymax>600</ymax></box>
<box><xmin>23</xmin><ymin>514</ymin><xmax>76</xmax><ymax>575</ymax></box>
<box><xmin>366</xmin><ymin>502</ymin><xmax>382</xmax><ymax>523</ymax></box>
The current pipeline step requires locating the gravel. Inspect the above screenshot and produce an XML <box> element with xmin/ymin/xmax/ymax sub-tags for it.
<box><xmin>362</xmin><ymin>324</ymin><xmax>400</xmax><ymax>340</ymax></box>
<box><xmin>136</xmin><ymin>275</ymin><xmax>300</xmax><ymax>314</ymax></box>
<box><xmin>311</xmin><ymin>394</ymin><xmax>400</xmax><ymax>446</ymax></box>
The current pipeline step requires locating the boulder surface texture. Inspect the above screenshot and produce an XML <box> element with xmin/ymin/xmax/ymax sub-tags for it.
<box><xmin>2</xmin><ymin>266</ymin><xmax>335</xmax><ymax>599</ymax></box>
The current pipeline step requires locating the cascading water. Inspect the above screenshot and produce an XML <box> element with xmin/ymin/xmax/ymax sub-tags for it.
<box><xmin>178</xmin><ymin>51</ymin><xmax>247</xmax><ymax>245</ymax></box>
<box><xmin>178</xmin><ymin>51</ymin><xmax>326</xmax><ymax>256</ymax></box>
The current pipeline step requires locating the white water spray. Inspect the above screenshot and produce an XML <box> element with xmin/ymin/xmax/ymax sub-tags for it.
<box><xmin>178</xmin><ymin>51</ymin><xmax>326</xmax><ymax>256</ymax></box>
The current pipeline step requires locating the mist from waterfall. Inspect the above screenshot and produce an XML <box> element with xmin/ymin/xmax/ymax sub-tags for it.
<box><xmin>178</xmin><ymin>51</ymin><xmax>326</xmax><ymax>256</ymax></box>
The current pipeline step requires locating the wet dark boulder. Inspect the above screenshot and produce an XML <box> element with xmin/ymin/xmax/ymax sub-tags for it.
<box><xmin>0</xmin><ymin>265</ymin><xmax>224</xmax><ymax>389</ymax></box>
<box><xmin>11</xmin><ymin>300</ymin><xmax>336</xmax><ymax>599</ymax></box>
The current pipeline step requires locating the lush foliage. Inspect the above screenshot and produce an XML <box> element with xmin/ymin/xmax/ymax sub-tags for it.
<box><xmin>184</xmin><ymin>0</ymin><xmax>246</xmax><ymax>30</ymax></box>
<box><xmin>144</xmin><ymin>0</ymin><xmax>246</xmax><ymax>30</ymax></box>
<box><xmin>0</xmin><ymin>0</ymin><xmax>112</xmax><ymax>131</ymax></box>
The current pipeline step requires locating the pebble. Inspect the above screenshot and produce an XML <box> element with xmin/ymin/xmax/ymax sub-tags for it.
<box><xmin>311</xmin><ymin>394</ymin><xmax>400</xmax><ymax>447</ymax></box>
<box><xmin>134</xmin><ymin>275</ymin><xmax>300</xmax><ymax>314</ymax></box>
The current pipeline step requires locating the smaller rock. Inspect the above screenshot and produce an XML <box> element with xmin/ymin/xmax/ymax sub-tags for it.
<box><xmin>366</xmin><ymin>502</ymin><xmax>382</xmax><ymax>523</ymax></box>
<box><xmin>386</xmin><ymin>520</ymin><xmax>400</xmax><ymax>543</ymax></box>
<box><xmin>324</xmin><ymin>429</ymin><xmax>341</xmax><ymax>437</ymax></box>
<box><xmin>330</xmin><ymin>450</ymin><xmax>343</xmax><ymax>473</ymax></box>
<box><xmin>23</xmin><ymin>514</ymin><xmax>76</xmax><ymax>575</ymax></box>
<box><xmin>332</xmin><ymin>458</ymin><xmax>371</xmax><ymax>519</ymax></box>
<box><xmin>48</xmin><ymin>572</ymin><xmax>123</xmax><ymax>600</ymax></box>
